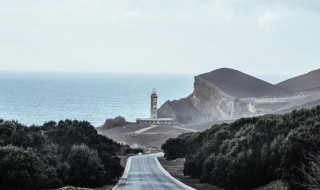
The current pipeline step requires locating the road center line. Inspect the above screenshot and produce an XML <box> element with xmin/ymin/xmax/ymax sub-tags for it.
<box><xmin>142</xmin><ymin>157</ymin><xmax>157</xmax><ymax>190</ymax></box>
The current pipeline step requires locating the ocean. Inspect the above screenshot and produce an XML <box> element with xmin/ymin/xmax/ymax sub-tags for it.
<box><xmin>0</xmin><ymin>72</ymin><xmax>194</xmax><ymax>127</ymax></box>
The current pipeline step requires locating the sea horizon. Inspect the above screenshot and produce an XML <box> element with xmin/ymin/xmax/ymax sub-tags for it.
<box><xmin>0</xmin><ymin>70</ymin><xmax>297</xmax><ymax>127</ymax></box>
<box><xmin>0</xmin><ymin>72</ymin><xmax>194</xmax><ymax>127</ymax></box>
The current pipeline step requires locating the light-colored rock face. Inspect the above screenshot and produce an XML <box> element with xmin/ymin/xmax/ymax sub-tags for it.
<box><xmin>191</xmin><ymin>77</ymin><xmax>253</xmax><ymax>120</ymax></box>
<box><xmin>158</xmin><ymin>68</ymin><xmax>320</xmax><ymax>125</ymax></box>
<box><xmin>158</xmin><ymin>76</ymin><xmax>256</xmax><ymax>124</ymax></box>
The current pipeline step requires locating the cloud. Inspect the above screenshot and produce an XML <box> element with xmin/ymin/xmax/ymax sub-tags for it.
<box><xmin>0</xmin><ymin>0</ymin><xmax>320</xmax><ymax>75</ymax></box>
<box><xmin>124</xmin><ymin>11</ymin><xmax>139</xmax><ymax>18</ymax></box>
<box><xmin>258</xmin><ymin>10</ymin><xmax>291</xmax><ymax>32</ymax></box>
<box><xmin>113</xmin><ymin>11</ymin><xmax>140</xmax><ymax>22</ymax></box>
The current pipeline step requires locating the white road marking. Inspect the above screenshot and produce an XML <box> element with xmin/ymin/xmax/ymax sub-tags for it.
<box><xmin>171</xmin><ymin>125</ymin><xmax>197</xmax><ymax>132</ymax></box>
<box><xmin>143</xmin><ymin>157</ymin><xmax>158</xmax><ymax>190</ymax></box>
<box><xmin>134</xmin><ymin>125</ymin><xmax>157</xmax><ymax>134</ymax></box>
<box><xmin>114</xmin><ymin>153</ymin><xmax>193</xmax><ymax>190</ymax></box>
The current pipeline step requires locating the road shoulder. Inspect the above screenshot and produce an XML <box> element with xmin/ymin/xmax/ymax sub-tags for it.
<box><xmin>157</xmin><ymin>157</ymin><xmax>221</xmax><ymax>190</ymax></box>
<box><xmin>154</xmin><ymin>157</ymin><xmax>196</xmax><ymax>190</ymax></box>
<box><xmin>112</xmin><ymin>157</ymin><xmax>132</xmax><ymax>190</ymax></box>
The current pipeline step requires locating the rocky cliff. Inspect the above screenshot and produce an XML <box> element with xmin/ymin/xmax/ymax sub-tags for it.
<box><xmin>158</xmin><ymin>71</ymin><xmax>258</xmax><ymax>124</ymax></box>
<box><xmin>158</xmin><ymin>68</ymin><xmax>320</xmax><ymax>124</ymax></box>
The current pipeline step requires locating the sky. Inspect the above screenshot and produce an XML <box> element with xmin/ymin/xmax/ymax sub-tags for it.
<box><xmin>0</xmin><ymin>0</ymin><xmax>320</xmax><ymax>79</ymax></box>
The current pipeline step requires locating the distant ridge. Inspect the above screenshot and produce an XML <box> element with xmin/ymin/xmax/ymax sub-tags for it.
<box><xmin>159</xmin><ymin>67</ymin><xmax>320</xmax><ymax>124</ymax></box>
<box><xmin>198</xmin><ymin>68</ymin><xmax>288</xmax><ymax>98</ymax></box>
<box><xmin>276</xmin><ymin>69</ymin><xmax>320</xmax><ymax>92</ymax></box>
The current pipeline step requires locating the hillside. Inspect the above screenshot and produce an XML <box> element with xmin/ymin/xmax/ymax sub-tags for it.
<box><xmin>277</xmin><ymin>98</ymin><xmax>320</xmax><ymax>113</ymax></box>
<box><xmin>97</xmin><ymin>123</ymin><xmax>204</xmax><ymax>148</ymax></box>
<box><xmin>158</xmin><ymin>68</ymin><xmax>285</xmax><ymax>124</ymax></box>
<box><xmin>276</xmin><ymin>68</ymin><xmax>320</xmax><ymax>92</ymax></box>
<box><xmin>199</xmin><ymin>68</ymin><xmax>288</xmax><ymax>98</ymax></box>
<box><xmin>158</xmin><ymin>74</ymin><xmax>256</xmax><ymax>124</ymax></box>
<box><xmin>162</xmin><ymin>106</ymin><xmax>320</xmax><ymax>190</ymax></box>
<box><xmin>158</xmin><ymin>68</ymin><xmax>320</xmax><ymax>124</ymax></box>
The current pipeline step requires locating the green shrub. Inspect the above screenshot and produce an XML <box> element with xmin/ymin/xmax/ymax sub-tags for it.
<box><xmin>102</xmin><ymin>116</ymin><xmax>126</xmax><ymax>129</ymax></box>
<box><xmin>67</xmin><ymin>144</ymin><xmax>105</xmax><ymax>187</ymax></box>
<box><xmin>0</xmin><ymin>119</ymin><xmax>130</xmax><ymax>189</ymax></box>
<box><xmin>162</xmin><ymin>106</ymin><xmax>320</xmax><ymax>189</ymax></box>
<box><xmin>0</xmin><ymin>145</ymin><xmax>60</xmax><ymax>189</ymax></box>
<box><xmin>280</xmin><ymin>123</ymin><xmax>320</xmax><ymax>190</ymax></box>
<box><xmin>161</xmin><ymin>132</ymin><xmax>195</xmax><ymax>160</ymax></box>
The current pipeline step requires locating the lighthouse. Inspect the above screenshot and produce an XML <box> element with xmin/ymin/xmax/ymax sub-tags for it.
<box><xmin>150</xmin><ymin>89</ymin><xmax>158</xmax><ymax>119</ymax></box>
<box><xmin>136</xmin><ymin>89</ymin><xmax>175</xmax><ymax>125</ymax></box>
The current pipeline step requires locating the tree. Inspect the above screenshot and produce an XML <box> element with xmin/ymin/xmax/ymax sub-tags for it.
<box><xmin>0</xmin><ymin>119</ymin><xmax>128</xmax><ymax>189</ymax></box>
<box><xmin>0</xmin><ymin>145</ymin><xmax>57</xmax><ymax>189</ymax></box>
<box><xmin>67</xmin><ymin>144</ymin><xmax>105</xmax><ymax>187</ymax></box>
<box><xmin>298</xmin><ymin>152</ymin><xmax>320</xmax><ymax>190</ymax></box>
<box><xmin>162</xmin><ymin>106</ymin><xmax>320</xmax><ymax>189</ymax></box>
<box><xmin>280</xmin><ymin>124</ymin><xmax>320</xmax><ymax>190</ymax></box>
<box><xmin>0</xmin><ymin>121</ymin><xmax>16</xmax><ymax>145</ymax></box>
<box><xmin>102</xmin><ymin>116</ymin><xmax>126</xmax><ymax>129</ymax></box>
<box><xmin>162</xmin><ymin>132</ymin><xmax>195</xmax><ymax>160</ymax></box>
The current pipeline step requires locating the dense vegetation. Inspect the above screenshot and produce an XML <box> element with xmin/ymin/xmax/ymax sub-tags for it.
<box><xmin>0</xmin><ymin>119</ymin><xmax>135</xmax><ymax>189</ymax></box>
<box><xmin>102</xmin><ymin>116</ymin><xmax>126</xmax><ymax>129</ymax></box>
<box><xmin>162</xmin><ymin>106</ymin><xmax>320</xmax><ymax>190</ymax></box>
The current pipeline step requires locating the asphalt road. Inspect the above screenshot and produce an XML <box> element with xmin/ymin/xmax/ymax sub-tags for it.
<box><xmin>115</xmin><ymin>153</ymin><xmax>193</xmax><ymax>190</ymax></box>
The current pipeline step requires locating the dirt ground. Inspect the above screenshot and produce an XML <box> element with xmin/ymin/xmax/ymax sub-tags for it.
<box><xmin>97</xmin><ymin>123</ymin><xmax>195</xmax><ymax>148</ymax></box>
<box><xmin>158</xmin><ymin>157</ymin><xmax>222</xmax><ymax>190</ymax></box>
<box><xmin>96</xmin><ymin>121</ymin><xmax>231</xmax><ymax>149</ymax></box>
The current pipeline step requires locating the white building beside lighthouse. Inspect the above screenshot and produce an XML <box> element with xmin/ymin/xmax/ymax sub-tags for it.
<box><xmin>136</xmin><ymin>89</ymin><xmax>175</xmax><ymax>125</ymax></box>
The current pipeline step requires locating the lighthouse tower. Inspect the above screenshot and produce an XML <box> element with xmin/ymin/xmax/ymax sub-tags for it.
<box><xmin>136</xmin><ymin>89</ymin><xmax>175</xmax><ymax>125</ymax></box>
<box><xmin>150</xmin><ymin>89</ymin><xmax>158</xmax><ymax>119</ymax></box>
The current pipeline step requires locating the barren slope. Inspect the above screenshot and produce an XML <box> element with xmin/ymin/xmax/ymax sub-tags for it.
<box><xmin>199</xmin><ymin>68</ymin><xmax>288</xmax><ymax>98</ymax></box>
<box><xmin>97</xmin><ymin>123</ymin><xmax>196</xmax><ymax>148</ymax></box>
<box><xmin>276</xmin><ymin>69</ymin><xmax>320</xmax><ymax>92</ymax></box>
